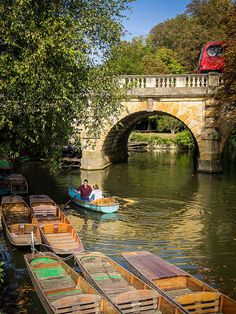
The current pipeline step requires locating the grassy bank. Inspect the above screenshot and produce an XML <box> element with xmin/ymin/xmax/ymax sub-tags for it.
<box><xmin>129</xmin><ymin>131</ymin><xmax>194</xmax><ymax>150</ymax></box>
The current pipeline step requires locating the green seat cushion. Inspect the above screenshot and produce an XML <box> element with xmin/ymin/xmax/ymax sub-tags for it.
<box><xmin>93</xmin><ymin>274</ymin><xmax>122</xmax><ymax>281</ymax></box>
<box><xmin>48</xmin><ymin>289</ymin><xmax>82</xmax><ymax>298</ymax></box>
<box><xmin>33</xmin><ymin>266</ymin><xmax>66</xmax><ymax>279</ymax></box>
<box><xmin>30</xmin><ymin>257</ymin><xmax>57</xmax><ymax>267</ymax></box>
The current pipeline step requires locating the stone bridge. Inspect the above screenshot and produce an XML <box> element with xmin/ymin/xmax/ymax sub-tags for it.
<box><xmin>80</xmin><ymin>73</ymin><xmax>234</xmax><ymax>173</ymax></box>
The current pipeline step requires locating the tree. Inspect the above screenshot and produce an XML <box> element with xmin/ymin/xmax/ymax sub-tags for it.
<box><xmin>108</xmin><ymin>38</ymin><xmax>184</xmax><ymax>75</ymax></box>
<box><xmin>143</xmin><ymin>47</ymin><xmax>185</xmax><ymax>74</ymax></box>
<box><xmin>0</xmin><ymin>0</ymin><xmax>132</xmax><ymax>159</ymax></box>
<box><xmin>107</xmin><ymin>37</ymin><xmax>148</xmax><ymax>75</ymax></box>
<box><xmin>149</xmin><ymin>0</ymin><xmax>233</xmax><ymax>71</ymax></box>
<box><xmin>156</xmin><ymin>116</ymin><xmax>186</xmax><ymax>134</ymax></box>
<box><xmin>215</xmin><ymin>3</ymin><xmax>236</xmax><ymax>120</ymax></box>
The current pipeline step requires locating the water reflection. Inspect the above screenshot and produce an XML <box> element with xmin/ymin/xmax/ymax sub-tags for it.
<box><xmin>0</xmin><ymin>151</ymin><xmax>236</xmax><ymax>313</ymax></box>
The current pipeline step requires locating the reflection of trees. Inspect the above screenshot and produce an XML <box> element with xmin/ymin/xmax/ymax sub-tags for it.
<box><xmin>183</xmin><ymin>174</ymin><xmax>236</xmax><ymax>299</ymax></box>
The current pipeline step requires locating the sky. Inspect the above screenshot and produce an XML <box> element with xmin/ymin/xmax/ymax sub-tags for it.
<box><xmin>123</xmin><ymin>0</ymin><xmax>191</xmax><ymax>41</ymax></box>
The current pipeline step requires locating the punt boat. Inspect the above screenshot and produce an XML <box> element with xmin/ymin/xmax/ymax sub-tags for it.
<box><xmin>122</xmin><ymin>251</ymin><xmax>236</xmax><ymax>314</ymax></box>
<box><xmin>74</xmin><ymin>251</ymin><xmax>187</xmax><ymax>314</ymax></box>
<box><xmin>1</xmin><ymin>196</ymin><xmax>41</xmax><ymax>246</ymax></box>
<box><xmin>24</xmin><ymin>252</ymin><xmax>120</xmax><ymax>314</ymax></box>
<box><xmin>29</xmin><ymin>195</ymin><xmax>84</xmax><ymax>255</ymax></box>
<box><xmin>7</xmin><ymin>174</ymin><xmax>28</xmax><ymax>196</ymax></box>
<box><xmin>68</xmin><ymin>187</ymin><xmax>119</xmax><ymax>214</ymax></box>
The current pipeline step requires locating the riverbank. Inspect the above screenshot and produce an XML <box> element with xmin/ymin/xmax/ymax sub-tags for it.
<box><xmin>129</xmin><ymin>131</ymin><xmax>194</xmax><ymax>151</ymax></box>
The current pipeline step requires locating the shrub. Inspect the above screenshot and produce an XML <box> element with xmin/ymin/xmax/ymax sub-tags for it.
<box><xmin>175</xmin><ymin>131</ymin><xmax>194</xmax><ymax>149</ymax></box>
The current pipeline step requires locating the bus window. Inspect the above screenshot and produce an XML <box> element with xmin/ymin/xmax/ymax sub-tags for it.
<box><xmin>206</xmin><ymin>44</ymin><xmax>224</xmax><ymax>57</ymax></box>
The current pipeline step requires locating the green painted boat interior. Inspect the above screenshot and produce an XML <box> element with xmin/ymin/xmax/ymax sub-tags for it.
<box><xmin>30</xmin><ymin>257</ymin><xmax>57</xmax><ymax>267</ymax></box>
<box><xmin>32</xmin><ymin>266</ymin><xmax>66</xmax><ymax>279</ymax></box>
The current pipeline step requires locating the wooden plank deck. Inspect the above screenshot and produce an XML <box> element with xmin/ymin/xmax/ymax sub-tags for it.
<box><xmin>122</xmin><ymin>251</ymin><xmax>187</xmax><ymax>281</ymax></box>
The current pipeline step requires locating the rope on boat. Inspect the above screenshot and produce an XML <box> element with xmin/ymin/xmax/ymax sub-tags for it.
<box><xmin>38</xmin><ymin>243</ymin><xmax>75</xmax><ymax>260</ymax></box>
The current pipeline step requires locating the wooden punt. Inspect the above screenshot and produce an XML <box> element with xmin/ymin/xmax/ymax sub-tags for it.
<box><xmin>1</xmin><ymin>195</ymin><xmax>41</xmax><ymax>246</ymax></box>
<box><xmin>122</xmin><ymin>251</ymin><xmax>236</xmax><ymax>314</ymax></box>
<box><xmin>7</xmin><ymin>173</ymin><xmax>28</xmax><ymax>196</ymax></box>
<box><xmin>24</xmin><ymin>252</ymin><xmax>120</xmax><ymax>314</ymax></box>
<box><xmin>69</xmin><ymin>187</ymin><xmax>120</xmax><ymax>214</ymax></box>
<box><xmin>74</xmin><ymin>251</ymin><xmax>187</xmax><ymax>314</ymax></box>
<box><xmin>29</xmin><ymin>195</ymin><xmax>84</xmax><ymax>255</ymax></box>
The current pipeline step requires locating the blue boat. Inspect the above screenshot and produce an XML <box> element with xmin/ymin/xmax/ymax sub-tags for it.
<box><xmin>68</xmin><ymin>187</ymin><xmax>119</xmax><ymax>214</ymax></box>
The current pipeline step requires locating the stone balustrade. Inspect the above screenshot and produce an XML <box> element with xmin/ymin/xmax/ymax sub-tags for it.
<box><xmin>118</xmin><ymin>73</ymin><xmax>223</xmax><ymax>96</ymax></box>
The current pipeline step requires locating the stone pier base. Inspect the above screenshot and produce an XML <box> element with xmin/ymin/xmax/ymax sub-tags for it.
<box><xmin>80</xmin><ymin>150</ymin><xmax>111</xmax><ymax>170</ymax></box>
<box><xmin>197</xmin><ymin>159</ymin><xmax>222</xmax><ymax>173</ymax></box>
<box><xmin>197</xmin><ymin>127</ymin><xmax>222</xmax><ymax>173</ymax></box>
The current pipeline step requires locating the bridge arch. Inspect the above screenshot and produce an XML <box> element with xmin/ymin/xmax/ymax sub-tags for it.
<box><xmin>81</xmin><ymin>97</ymin><xmax>205</xmax><ymax>170</ymax></box>
<box><xmin>102</xmin><ymin>109</ymin><xmax>200</xmax><ymax>164</ymax></box>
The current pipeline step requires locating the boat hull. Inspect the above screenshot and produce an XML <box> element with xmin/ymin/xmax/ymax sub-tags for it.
<box><xmin>122</xmin><ymin>251</ymin><xmax>236</xmax><ymax>314</ymax></box>
<box><xmin>74</xmin><ymin>251</ymin><xmax>186</xmax><ymax>314</ymax></box>
<box><xmin>29</xmin><ymin>195</ymin><xmax>84</xmax><ymax>255</ymax></box>
<box><xmin>1</xmin><ymin>196</ymin><xmax>41</xmax><ymax>247</ymax></box>
<box><xmin>68</xmin><ymin>187</ymin><xmax>119</xmax><ymax>213</ymax></box>
<box><xmin>24</xmin><ymin>252</ymin><xmax>120</xmax><ymax>314</ymax></box>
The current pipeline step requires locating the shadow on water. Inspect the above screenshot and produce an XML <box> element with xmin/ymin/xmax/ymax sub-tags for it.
<box><xmin>1</xmin><ymin>151</ymin><xmax>236</xmax><ymax>312</ymax></box>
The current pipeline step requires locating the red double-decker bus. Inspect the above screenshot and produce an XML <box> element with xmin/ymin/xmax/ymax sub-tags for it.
<box><xmin>198</xmin><ymin>41</ymin><xmax>225</xmax><ymax>73</ymax></box>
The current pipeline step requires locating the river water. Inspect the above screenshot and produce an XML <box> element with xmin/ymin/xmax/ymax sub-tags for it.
<box><xmin>0</xmin><ymin>151</ymin><xmax>236</xmax><ymax>313</ymax></box>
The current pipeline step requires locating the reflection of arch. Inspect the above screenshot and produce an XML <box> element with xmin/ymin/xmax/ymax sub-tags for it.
<box><xmin>103</xmin><ymin>111</ymin><xmax>199</xmax><ymax>164</ymax></box>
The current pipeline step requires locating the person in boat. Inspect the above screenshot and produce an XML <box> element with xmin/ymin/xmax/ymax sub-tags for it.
<box><xmin>89</xmin><ymin>184</ymin><xmax>103</xmax><ymax>202</ymax></box>
<box><xmin>75</xmin><ymin>179</ymin><xmax>92</xmax><ymax>201</ymax></box>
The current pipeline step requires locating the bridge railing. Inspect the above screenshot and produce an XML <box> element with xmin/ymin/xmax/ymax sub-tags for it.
<box><xmin>118</xmin><ymin>73</ymin><xmax>223</xmax><ymax>89</ymax></box>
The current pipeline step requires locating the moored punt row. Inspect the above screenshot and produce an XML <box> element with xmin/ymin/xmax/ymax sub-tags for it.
<box><xmin>1</xmin><ymin>194</ymin><xmax>84</xmax><ymax>255</ymax></box>
<box><xmin>29</xmin><ymin>195</ymin><xmax>84</xmax><ymax>255</ymax></box>
<box><xmin>74</xmin><ymin>251</ymin><xmax>187</xmax><ymax>314</ymax></box>
<box><xmin>24</xmin><ymin>252</ymin><xmax>120</xmax><ymax>314</ymax></box>
<box><xmin>122</xmin><ymin>251</ymin><xmax>236</xmax><ymax>314</ymax></box>
<box><xmin>2</xmin><ymin>193</ymin><xmax>235</xmax><ymax>313</ymax></box>
<box><xmin>1</xmin><ymin>196</ymin><xmax>41</xmax><ymax>246</ymax></box>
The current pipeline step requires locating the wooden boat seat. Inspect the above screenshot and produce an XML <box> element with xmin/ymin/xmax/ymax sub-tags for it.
<box><xmin>175</xmin><ymin>291</ymin><xmax>221</xmax><ymax>314</ymax></box>
<box><xmin>8</xmin><ymin>223</ymin><xmax>36</xmax><ymax>234</ymax></box>
<box><xmin>6</xmin><ymin>217</ymin><xmax>29</xmax><ymax>225</ymax></box>
<box><xmin>46</xmin><ymin>287</ymin><xmax>83</xmax><ymax>301</ymax></box>
<box><xmin>113</xmin><ymin>289</ymin><xmax>160</xmax><ymax>313</ymax></box>
<box><xmin>32</xmin><ymin>265</ymin><xmax>67</xmax><ymax>280</ymax></box>
<box><xmin>40</xmin><ymin>276</ymin><xmax>77</xmax><ymax>291</ymax></box>
<box><xmin>32</xmin><ymin>205</ymin><xmax>57</xmax><ymax>217</ymax></box>
<box><xmin>166</xmin><ymin>287</ymin><xmax>194</xmax><ymax>298</ymax></box>
<box><xmin>12</xmin><ymin>233</ymin><xmax>38</xmax><ymax>244</ymax></box>
<box><xmin>51</xmin><ymin>294</ymin><xmax>101</xmax><ymax>314</ymax></box>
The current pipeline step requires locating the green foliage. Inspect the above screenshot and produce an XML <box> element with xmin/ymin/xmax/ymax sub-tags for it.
<box><xmin>143</xmin><ymin>47</ymin><xmax>185</xmax><ymax>74</ymax></box>
<box><xmin>130</xmin><ymin>132</ymin><xmax>173</xmax><ymax>145</ymax></box>
<box><xmin>175</xmin><ymin>131</ymin><xmax>194</xmax><ymax>149</ymax></box>
<box><xmin>0</xmin><ymin>261</ymin><xmax>4</xmax><ymax>286</ymax></box>
<box><xmin>0</xmin><ymin>0</ymin><xmax>132</xmax><ymax>160</ymax></box>
<box><xmin>130</xmin><ymin>130</ymin><xmax>194</xmax><ymax>150</ymax></box>
<box><xmin>107</xmin><ymin>37</ymin><xmax>148</xmax><ymax>75</ymax></box>
<box><xmin>108</xmin><ymin>38</ymin><xmax>185</xmax><ymax>75</ymax></box>
<box><xmin>155</xmin><ymin>116</ymin><xmax>186</xmax><ymax>134</ymax></box>
<box><xmin>149</xmin><ymin>0</ymin><xmax>233</xmax><ymax>71</ymax></box>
